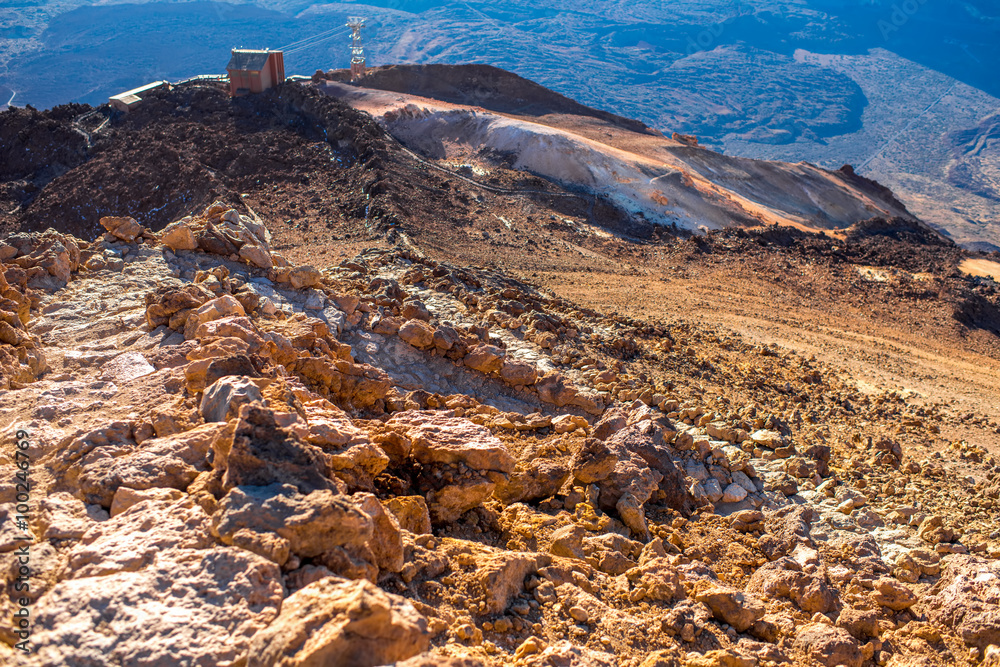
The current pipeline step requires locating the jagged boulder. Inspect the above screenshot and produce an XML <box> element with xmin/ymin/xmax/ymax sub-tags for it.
<box><xmin>210</xmin><ymin>484</ymin><xmax>373</xmax><ymax>566</ymax></box>
<box><xmin>213</xmin><ymin>404</ymin><xmax>341</xmax><ymax>495</ymax></box>
<box><xmin>920</xmin><ymin>556</ymin><xmax>1000</xmax><ymax>649</ymax></box>
<box><xmin>245</xmin><ymin>577</ymin><xmax>430</xmax><ymax>667</ymax></box>
<box><xmin>388</xmin><ymin>411</ymin><xmax>514</xmax><ymax>521</ymax></box>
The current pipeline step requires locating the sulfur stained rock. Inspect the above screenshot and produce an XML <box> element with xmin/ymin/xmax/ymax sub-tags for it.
<box><xmin>245</xmin><ymin>577</ymin><xmax>429</xmax><ymax>667</ymax></box>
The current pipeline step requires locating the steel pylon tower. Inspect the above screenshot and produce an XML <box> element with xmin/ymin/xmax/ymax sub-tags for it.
<box><xmin>346</xmin><ymin>17</ymin><xmax>367</xmax><ymax>81</ymax></box>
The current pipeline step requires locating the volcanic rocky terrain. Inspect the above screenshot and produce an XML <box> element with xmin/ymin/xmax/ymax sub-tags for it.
<box><xmin>1</xmin><ymin>71</ymin><xmax>1000</xmax><ymax>667</ymax></box>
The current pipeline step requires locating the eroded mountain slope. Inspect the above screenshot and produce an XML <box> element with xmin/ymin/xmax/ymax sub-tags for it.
<box><xmin>1</xmin><ymin>201</ymin><xmax>999</xmax><ymax>666</ymax></box>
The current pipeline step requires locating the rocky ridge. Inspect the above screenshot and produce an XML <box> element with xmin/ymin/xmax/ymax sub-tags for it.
<box><xmin>1</xmin><ymin>202</ymin><xmax>999</xmax><ymax>666</ymax></box>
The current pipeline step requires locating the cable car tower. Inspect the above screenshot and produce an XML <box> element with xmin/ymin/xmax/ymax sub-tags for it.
<box><xmin>346</xmin><ymin>17</ymin><xmax>367</xmax><ymax>81</ymax></box>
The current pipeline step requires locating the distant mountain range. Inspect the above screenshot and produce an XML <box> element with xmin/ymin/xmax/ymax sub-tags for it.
<box><xmin>1</xmin><ymin>0</ymin><xmax>998</xmax><ymax>249</ymax></box>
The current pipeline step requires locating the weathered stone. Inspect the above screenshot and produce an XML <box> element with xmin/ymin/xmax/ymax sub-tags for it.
<box><xmin>500</xmin><ymin>358</ymin><xmax>538</xmax><ymax>386</ymax></box>
<box><xmin>721</xmin><ymin>482</ymin><xmax>748</xmax><ymax>504</ymax></box>
<box><xmin>921</xmin><ymin>555</ymin><xmax>1000</xmax><ymax>649</ymax></box>
<box><xmin>693</xmin><ymin>586</ymin><xmax>765</xmax><ymax>632</ymax></box>
<box><xmin>549</xmin><ymin>524</ymin><xmax>587</xmax><ymax>560</ymax></box>
<box><xmin>289</xmin><ymin>265</ymin><xmax>323</xmax><ymax>289</ymax></box>
<box><xmin>836</xmin><ymin>606</ymin><xmax>881</xmax><ymax>640</ymax></box>
<box><xmin>518</xmin><ymin>641</ymin><xmax>616</xmax><ymax>667</ymax></box>
<box><xmin>746</xmin><ymin>557</ymin><xmax>836</xmax><ymax>614</ymax></box>
<box><xmin>384</xmin><ymin>496</ymin><xmax>432</xmax><ymax>535</ymax></box>
<box><xmin>793</xmin><ymin>623</ymin><xmax>862</xmax><ymax>667</ymax></box>
<box><xmin>497</xmin><ymin>457</ymin><xmax>570</xmax><ymax>504</ymax></box>
<box><xmin>211</xmin><ymin>484</ymin><xmax>372</xmax><ymax>566</ymax></box>
<box><xmin>65</xmin><ymin>498</ymin><xmax>214</xmax><ymax>577</ymax></box>
<box><xmin>354</xmin><ymin>492</ymin><xmax>405</xmax><ymax>573</ymax></box>
<box><xmin>27</xmin><ymin>544</ymin><xmax>282</xmax><ymax>667</ymax></box>
<box><xmin>706</xmin><ymin>422</ymin><xmax>737</xmax><ymax>443</ymax></box>
<box><xmin>475</xmin><ymin>551</ymin><xmax>544</xmax><ymax>614</ymax></box>
<box><xmin>201</xmin><ymin>375</ymin><xmax>263</xmax><ymax>422</ymax></box>
<box><xmin>184</xmin><ymin>294</ymin><xmax>247</xmax><ymax>339</ymax></box>
<box><xmin>77</xmin><ymin>422</ymin><xmax>225</xmax><ymax>508</ymax></box>
<box><xmin>758</xmin><ymin>506</ymin><xmax>817</xmax><ymax>561</ymax></box>
<box><xmin>535</xmin><ymin>371</ymin><xmax>577</xmax><ymax>406</ymax></box>
<box><xmin>110</xmin><ymin>487</ymin><xmax>186</xmax><ymax>517</ymax></box>
<box><xmin>464</xmin><ymin>344</ymin><xmax>505</xmax><ymax>374</ymax></box>
<box><xmin>100</xmin><ymin>215</ymin><xmax>144</xmax><ymax>242</ymax></box>
<box><xmin>432</xmin><ymin>325</ymin><xmax>461</xmax><ymax>351</ymax></box>
<box><xmin>245</xmin><ymin>577</ymin><xmax>429</xmax><ymax>667</ymax></box>
<box><xmin>160</xmin><ymin>219</ymin><xmax>198</xmax><ymax>251</ymax></box>
<box><xmin>214</xmin><ymin>404</ymin><xmax>339</xmax><ymax>494</ymax></box>
<box><xmin>427</xmin><ymin>477</ymin><xmax>497</xmax><ymax>523</ymax></box>
<box><xmin>399</xmin><ymin>319</ymin><xmax>436</xmax><ymax>349</ymax></box>
<box><xmin>38</xmin><ymin>492</ymin><xmax>96</xmax><ymax>540</ymax></box>
<box><xmin>240</xmin><ymin>243</ymin><xmax>274</xmax><ymax>269</ymax></box>
<box><xmin>873</xmin><ymin>577</ymin><xmax>917</xmax><ymax>610</ymax></box>
<box><xmin>917</xmin><ymin>515</ymin><xmax>955</xmax><ymax>544</ymax></box>
<box><xmin>750</xmin><ymin>429</ymin><xmax>785</xmax><ymax>449</ymax></box>
<box><xmin>625</xmin><ymin>558</ymin><xmax>685</xmax><ymax>602</ymax></box>
<box><xmin>388</xmin><ymin>411</ymin><xmax>514</xmax><ymax>474</ymax></box>
<box><xmin>606</xmin><ymin>421</ymin><xmax>693</xmax><ymax>513</ymax></box>
<box><xmin>571</xmin><ymin>438</ymin><xmax>618</xmax><ymax>484</ymax></box>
